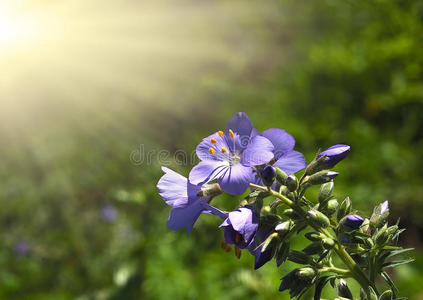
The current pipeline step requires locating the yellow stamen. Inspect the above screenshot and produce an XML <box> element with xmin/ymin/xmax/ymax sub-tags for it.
<box><xmin>229</xmin><ymin>129</ymin><xmax>235</xmax><ymax>138</ymax></box>
<box><xmin>221</xmin><ymin>147</ymin><xmax>227</xmax><ymax>153</ymax></box>
<box><xmin>209</xmin><ymin>148</ymin><xmax>216</xmax><ymax>155</ymax></box>
<box><xmin>210</xmin><ymin>138</ymin><xmax>217</xmax><ymax>144</ymax></box>
<box><xmin>218</xmin><ymin>130</ymin><xmax>224</xmax><ymax>137</ymax></box>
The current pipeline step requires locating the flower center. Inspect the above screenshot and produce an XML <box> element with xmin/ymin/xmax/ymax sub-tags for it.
<box><xmin>229</xmin><ymin>153</ymin><xmax>241</xmax><ymax>166</ymax></box>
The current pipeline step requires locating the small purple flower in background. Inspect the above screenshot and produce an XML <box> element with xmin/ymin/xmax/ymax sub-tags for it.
<box><xmin>13</xmin><ymin>239</ymin><xmax>31</xmax><ymax>256</ymax></box>
<box><xmin>219</xmin><ymin>206</ymin><xmax>259</xmax><ymax>250</ymax></box>
<box><xmin>343</xmin><ymin>214</ymin><xmax>364</xmax><ymax>229</ymax></box>
<box><xmin>318</xmin><ymin>144</ymin><xmax>350</xmax><ymax>168</ymax></box>
<box><xmin>189</xmin><ymin>112</ymin><xmax>274</xmax><ymax>195</ymax></box>
<box><xmin>101</xmin><ymin>204</ymin><xmax>118</xmax><ymax>222</ymax></box>
<box><xmin>157</xmin><ymin>167</ymin><xmax>225</xmax><ymax>235</ymax></box>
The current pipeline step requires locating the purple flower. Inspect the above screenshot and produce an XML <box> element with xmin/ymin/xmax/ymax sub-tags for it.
<box><xmin>101</xmin><ymin>204</ymin><xmax>117</xmax><ymax>222</ymax></box>
<box><xmin>219</xmin><ymin>206</ymin><xmax>259</xmax><ymax>249</ymax></box>
<box><xmin>318</xmin><ymin>144</ymin><xmax>350</xmax><ymax>168</ymax></box>
<box><xmin>380</xmin><ymin>200</ymin><xmax>389</xmax><ymax>214</ymax></box>
<box><xmin>261</xmin><ymin>128</ymin><xmax>306</xmax><ymax>175</ymax></box>
<box><xmin>157</xmin><ymin>167</ymin><xmax>225</xmax><ymax>235</ymax></box>
<box><xmin>189</xmin><ymin>113</ymin><xmax>274</xmax><ymax>195</ymax></box>
<box><xmin>343</xmin><ymin>214</ymin><xmax>364</xmax><ymax>229</ymax></box>
<box><xmin>13</xmin><ymin>239</ymin><xmax>31</xmax><ymax>256</ymax></box>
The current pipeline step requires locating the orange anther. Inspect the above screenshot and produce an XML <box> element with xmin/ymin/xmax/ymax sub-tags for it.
<box><xmin>229</xmin><ymin>129</ymin><xmax>235</xmax><ymax>138</ymax></box>
<box><xmin>209</xmin><ymin>148</ymin><xmax>216</xmax><ymax>155</ymax></box>
<box><xmin>210</xmin><ymin>138</ymin><xmax>217</xmax><ymax>144</ymax></box>
<box><xmin>218</xmin><ymin>130</ymin><xmax>224</xmax><ymax>137</ymax></box>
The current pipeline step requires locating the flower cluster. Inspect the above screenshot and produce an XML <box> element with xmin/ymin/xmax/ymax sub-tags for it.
<box><xmin>157</xmin><ymin>113</ymin><xmax>412</xmax><ymax>299</ymax></box>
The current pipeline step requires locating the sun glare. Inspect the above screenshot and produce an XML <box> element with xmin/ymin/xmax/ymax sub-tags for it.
<box><xmin>0</xmin><ymin>8</ymin><xmax>40</xmax><ymax>49</ymax></box>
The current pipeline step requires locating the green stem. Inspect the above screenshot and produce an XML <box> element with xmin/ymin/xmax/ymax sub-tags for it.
<box><xmin>249</xmin><ymin>183</ymin><xmax>378</xmax><ymax>296</ymax></box>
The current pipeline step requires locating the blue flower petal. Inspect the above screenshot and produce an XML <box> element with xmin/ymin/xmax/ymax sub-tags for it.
<box><xmin>273</xmin><ymin>150</ymin><xmax>306</xmax><ymax>175</ymax></box>
<box><xmin>241</xmin><ymin>136</ymin><xmax>274</xmax><ymax>167</ymax></box>
<box><xmin>218</xmin><ymin>164</ymin><xmax>253</xmax><ymax>195</ymax></box>
<box><xmin>189</xmin><ymin>160</ymin><xmax>228</xmax><ymax>185</ymax></box>
<box><xmin>262</xmin><ymin>128</ymin><xmax>295</xmax><ymax>159</ymax></box>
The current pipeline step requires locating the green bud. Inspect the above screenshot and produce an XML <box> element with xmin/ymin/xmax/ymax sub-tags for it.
<box><xmin>386</xmin><ymin>225</ymin><xmax>398</xmax><ymax>236</ymax></box>
<box><xmin>261</xmin><ymin>205</ymin><xmax>272</xmax><ymax>215</ymax></box>
<box><xmin>305</xmin><ymin>232</ymin><xmax>325</xmax><ymax>242</ymax></box>
<box><xmin>288</xmin><ymin>250</ymin><xmax>312</xmax><ymax>264</ymax></box>
<box><xmin>318</xmin><ymin>181</ymin><xmax>334</xmax><ymax>203</ymax></box>
<box><xmin>307</xmin><ymin>210</ymin><xmax>330</xmax><ymax>228</ymax></box>
<box><xmin>322</xmin><ymin>237</ymin><xmax>335</xmax><ymax>249</ymax></box>
<box><xmin>379</xmin><ymin>290</ymin><xmax>393</xmax><ymax>300</ymax></box>
<box><xmin>286</xmin><ymin>175</ymin><xmax>299</xmax><ymax>192</ymax></box>
<box><xmin>337</xmin><ymin>279</ymin><xmax>353</xmax><ymax>299</ymax></box>
<box><xmin>302</xmin><ymin>241</ymin><xmax>324</xmax><ymax>255</ymax></box>
<box><xmin>297</xmin><ymin>267</ymin><xmax>316</xmax><ymax>280</ymax></box>
<box><xmin>262</xmin><ymin>232</ymin><xmax>280</xmax><ymax>254</ymax></box>
<box><xmin>322</xmin><ymin>199</ymin><xmax>339</xmax><ymax>216</ymax></box>
<box><xmin>279</xmin><ymin>185</ymin><xmax>289</xmax><ymax>196</ymax></box>
<box><xmin>305</xmin><ymin>155</ymin><xmax>327</xmax><ymax>175</ymax></box>
<box><xmin>275</xmin><ymin>167</ymin><xmax>288</xmax><ymax>184</ymax></box>
<box><xmin>373</xmin><ymin>224</ymin><xmax>389</xmax><ymax>246</ymax></box>
<box><xmin>337</xmin><ymin>197</ymin><xmax>352</xmax><ymax>222</ymax></box>
<box><xmin>282</xmin><ymin>208</ymin><xmax>300</xmax><ymax>219</ymax></box>
<box><xmin>275</xmin><ymin>220</ymin><xmax>294</xmax><ymax>238</ymax></box>
<box><xmin>360</xmin><ymin>218</ymin><xmax>371</xmax><ymax>235</ymax></box>
<box><xmin>307</xmin><ymin>170</ymin><xmax>338</xmax><ymax>185</ymax></box>
<box><xmin>370</xmin><ymin>200</ymin><xmax>389</xmax><ymax>229</ymax></box>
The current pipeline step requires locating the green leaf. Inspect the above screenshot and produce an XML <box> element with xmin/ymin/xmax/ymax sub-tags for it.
<box><xmin>314</xmin><ymin>276</ymin><xmax>335</xmax><ymax>300</ymax></box>
<box><xmin>381</xmin><ymin>271</ymin><xmax>398</xmax><ymax>298</ymax></box>
<box><xmin>382</xmin><ymin>258</ymin><xmax>415</xmax><ymax>269</ymax></box>
<box><xmin>385</xmin><ymin>248</ymin><xmax>414</xmax><ymax>259</ymax></box>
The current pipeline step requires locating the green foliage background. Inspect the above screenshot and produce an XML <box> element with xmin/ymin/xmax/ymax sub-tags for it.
<box><xmin>0</xmin><ymin>0</ymin><xmax>422</xmax><ymax>299</ymax></box>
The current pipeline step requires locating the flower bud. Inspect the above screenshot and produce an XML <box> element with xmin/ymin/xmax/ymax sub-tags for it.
<box><xmin>261</xmin><ymin>205</ymin><xmax>272</xmax><ymax>215</ymax></box>
<box><xmin>303</xmin><ymin>241</ymin><xmax>324</xmax><ymax>255</ymax></box>
<box><xmin>305</xmin><ymin>155</ymin><xmax>328</xmax><ymax>175</ymax></box>
<box><xmin>282</xmin><ymin>208</ymin><xmax>300</xmax><ymax>219</ymax></box>
<box><xmin>370</xmin><ymin>200</ymin><xmax>389</xmax><ymax>229</ymax></box>
<box><xmin>286</xmin><ymin>175</ymin><xmax>299</xmax><ymax>192</ymax></box>
<box><xmin>321</xmin><ymin>199</ymin><xmax>339</xmax><ymax>216</ymax></box>
<box><xmin>275</xmin><ymin>167</ymin><xmax>288</xmax><ymax>184</ymax></box>
<box><xmin>318</xmin><ymin>181</ymin><xmax>334</xmax><ymax>203</ymax></box>
<box><xmin>261</xmin><ymin>165</ymin><xmax>276</xmax><ymax>187</ymax></box>
<box><xmin>317</xmin><ymin>144</ymin><xmax>350</xmax><ymax>168</ymax></box>
<box><xmin>305</xmin><ymin>232</ymin><xmax>325</xmax><ymax>242</ymax></box>
<box><xmin>379</xmin><ymin>290</ymin><xmax>393</xmax><ymax>300</ymax></box>
<box><xmin>307</xmin><ymin>170</ymin><xmax>338</xmax><ymax>185</ymax></box>
<box><xmin>340</xmin><ymin>214</ymin><xmax>364</xmax><ymax>230</ymax></box>
<box><xmin>307</xmin><ymin>210</ymin><xmax>330</xmax><ymax>228</ymax></box>
<box><xmin>297</xmin><ymin>267</ymin><xmax>316</xmax><ymax>280</ymax></box>
<box><xmin>337</xmin><ymin>197</ymin><xmax>352</xmax><ymax>222</ymax></box>
<box><xmin>337</xmin><ymin>279</ymin><xmax>353</xmax><ymax>299</ymax></box>
<box><xmin>275</xmin><ymin>220</ymin><xmax>293</xmax><ymax>238</ymax></box>
<box><xmin>360</xmin><ymin>218</ymin><xmax>371</xmax><ymax>235</ymax></box>
<box><xmin>288</xmin><ymin>250</ymin><xmax>312</xmax><ymax>264</ymax></box>
<box><xmin>262</xmin><ymin>232</ymin><xmax>280</xmax><ymax>253</ymax></box>
<box><xmin>321</xmin><ymin>237</ymin><xmax>335</xmax><ymax>249</ymax></box>
<box><xmin>373</xmin><ymin>224</ymin><xmax>389</xmax><ymax>246</ymax></box>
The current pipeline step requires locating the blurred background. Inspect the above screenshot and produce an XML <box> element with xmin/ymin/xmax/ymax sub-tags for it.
<box><xmin>0</xmin><ymin>0</ymin><xmax>422</xmax><ymax>299</ymax></box>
